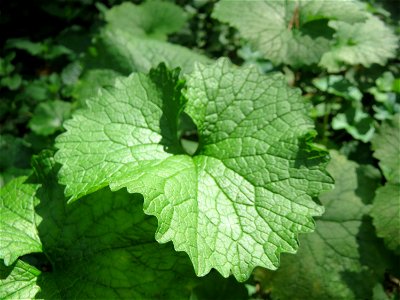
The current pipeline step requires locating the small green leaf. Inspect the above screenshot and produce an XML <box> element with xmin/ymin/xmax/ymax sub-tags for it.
<box><xmin>0</xmin><ymin>74</ymin><xmax>22</xmax><ymax>90</ymax></box>
<box><xmin>61</xmin><ymin>61</ymin><xmax>82</xmax><ymax>86</ymax></box>
<box><xmin>320</xmin><ymin>16</ymin><xmax>398</xmax><ymax>72</ymax></box>
<box><xmin>6</xmin><ymin>39</ymin><xmax>72</xmax><ymax>60</ymax></box>
<box><xmin>0</xmin><ymin>53</ymin><xmax>16</xmax><ymax>76</ymax></box>
<box><xmin>6</xmin><ymin>39</ymin><xmax>45</xmax><ymax>56</ymax></box>
<box><xmin>55</xmin><ymin>59</ymin><xmax>333</xmax><ymax>281</ymax></box>
<box><xmin>72</xmin><ymin>69</ymin><xmax>123</xmax><ymax>104</ymax></box>
<box><xmin>332</xmin><ymin>108</ymin><xmax>375</xmax><ymax>142</ymax></box>
<box><xmin>312</xmin><ymin>75</ymin><xmax>362</xmax><ymax>102</ymax></box>
<box><xmin>0</xmin><ymin>177</ymin><xmax>42</xmax><ymax>266</ymax></box>
<box><xmin>28</xmin><ymin>100</ymin><xmax>72</xmax><ymax>136</ymax></box>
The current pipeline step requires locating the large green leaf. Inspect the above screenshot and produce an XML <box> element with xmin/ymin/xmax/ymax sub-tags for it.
<box><xmin>255</xmin><ymin>151</ymin><xmax>391</xmax><ymax>299</ymax></box>
<box><xmin>0</xmin><ymin>177</ymin><xmax>42</xmax><ymax>266</ymax></box>
<box><xmin>55</xmin><ymin>59</ymin><xmax>333</xmax><ymax>281</ymax></box>
<box><xmin>212</xmin><ymin>0</ymin><xmax>367</xmax><ymax>67</ymax></box>
<box><xmin>320</xmin><ymin>16</ymin><xmax>398</xmax><ymax>72</ymax></box>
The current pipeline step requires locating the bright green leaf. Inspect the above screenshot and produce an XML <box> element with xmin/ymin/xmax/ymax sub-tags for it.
<box><xmin>0</xmin><ymin>260</ymin><xmax>42</xmax><ymax>299</ymax></box>
<box><xmin>55</xmin><ymin>59</ymin><xmax>333</xmax><ymax>281</ymax></box>
<box><xmin>212</xmin><ymin>0</ymin><xmax>367</xmax><ymax>67</ymax></box>
<box><xmin>320</xmin><ymin>16</ymin><xmax>398</xmax><ymax>72</ymax></box>
<box><xmin>0</xmin><ymin>177</ymin><xmax>42</xmax><ymax>266</ymax></box>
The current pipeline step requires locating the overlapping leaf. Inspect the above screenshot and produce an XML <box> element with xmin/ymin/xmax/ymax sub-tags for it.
<box><xmin>0</xmin><ymin>177</ymin><xmax>42</xmax><ymax>266</ymax></box>
<box><xmin>97</xmin><ymin>27</ymin><xmax>212</xmax><ymax>74</ymax></box>
<box><xmin>28</xmin><ymin>100</ymin><xmax>71</xmax><ymax>136</ymax></box>
<box><xmin>212</xmin><ymin>0</ymin><xmax>367</xmax><ymax>67</ymax></box>
<box><xmin>0</xmin><ymin>152</ymin><xmax>199</xmax><ymax>299</ymax></box>
<box><xmin>370</xmin><ymin>183</ymin><xmax>400</xmax><ymax>253</ymax></box>
<box><xmin>0</xmin><ymin>260</ymin><xmax>42</xmax><ymax>299</ymax></box>
<box><xmin>370</xmin><ymin>115</ymin><xmax>400</xmax><ymax>253</ymax></box>
<box><xmin>104</xmin><ymin>1</ymin><xmax>187</xmax><ymax>40</ymax></box>
<box><xmin>320</xmin><ymin>16</ymin><xmax>398</xmax><ymax>72</ymax></box>
<box><xmin>255</xmin><ymin>151</ymin><xmax>392</xmax><ymax>299</ymax></box>
<box><xmin>371</xmin><ymin>115</ymin><xmax>400</xmax><ymax>183</ymax></box>
<box><xmin>86</xmin><ymin>0</ymin><xmax>211</xmax><ymax>74</ymax></box>
<box><xmin>55</xmin><ymin>59</ymin><xmax>333</xmax><ymax>281</ymax></box>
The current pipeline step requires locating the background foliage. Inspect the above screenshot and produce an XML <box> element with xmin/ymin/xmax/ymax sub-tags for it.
<box><xmin>0</xmin><ymin>0</ymin><xmax>399</xmax><ymax>299</ymax></box>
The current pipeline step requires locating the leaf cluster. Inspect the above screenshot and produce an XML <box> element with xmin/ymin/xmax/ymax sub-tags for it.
<box><xmin>1</xmin><ymin>0</ymin><xmax>399</xmax><ymax>299</ymax></box>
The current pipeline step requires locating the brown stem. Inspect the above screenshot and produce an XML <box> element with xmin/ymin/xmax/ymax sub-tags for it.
<box><xmin>288</xmin><ymin>5</ymin><xmax>300</xmax><ymax>30</ymax></box>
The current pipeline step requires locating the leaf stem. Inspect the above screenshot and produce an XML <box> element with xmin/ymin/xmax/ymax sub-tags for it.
<box><xmin>288</xmin><ymin>5</ymin><xmax>300</xmax><ymax>30</ymax></box>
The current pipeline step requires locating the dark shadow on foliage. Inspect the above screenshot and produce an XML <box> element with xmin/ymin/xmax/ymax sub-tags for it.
<box><xmin>150</xmin><ymin>63</ymin><xmax>189</xmax><ymax>155</ymax></box>
<box><xmin>295</xmin><ymin>132</ymin><xmax>332</xmax><ymax>169</ymax></box>
<box><xmin>0</xmin><ymin>260</ymin><xmax>14</xmax><ymax>280</ymax></box>
<box><xmin>355</xmin><ymin>165</ymin><xmax>381</xmax><ymax>205</ymax></box>
<box><xmin>300</xmin><ymin>19</ymin><xmax>335</xmax><ymax>40</ymax></box>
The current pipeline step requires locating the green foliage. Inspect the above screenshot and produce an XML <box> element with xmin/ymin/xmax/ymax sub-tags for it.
<box><xmin>254</xmin><ymin>151</ymin><xmax>391</xmax><ymax>300</ymax></box>
<box><xmin>213</xmin><ymin>0</ymin><xmax>398</xmax><ymax>69</ymax></box>
<box><xmin>370</xmin><ymin>116</ymin><xmax>400</xmax><ymax>253</ymax></box>
<box><xmin>55</xmin><ymin>59</ymin><xmax>332</xmax><ymax>281</ymax></box>
<box><xmin>1</xmin><ymin>0</ymin><xmax>399</xmax><ymax>298</ymax></box>
<box><xmin>85</xmin><ymin>1</ymin><xmax>211</xmax><ymax>74</ymax></box>
<box><xmin>320</xmin><ymin>16</ymin><xmax>398</xmax><ymax>72</ymax></box>
<box><xmin>104</xmin><ymin>1</ymin><xmax>188</xmax><ymax>40</ymax></box>
<box><xmin>1</xmin><ymin>151</ymin><xmax>247</xmax><ymax>298</ymax></box>
<box><xmin>28</xmin><ymin>100</ymin><xmax>72</xmax><ymax>136</ymax></box>
<box><xmin>0</xmin><ymin>177</ymin><xmax>42</xmax><ymax>265</ymax></box>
